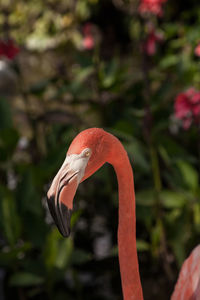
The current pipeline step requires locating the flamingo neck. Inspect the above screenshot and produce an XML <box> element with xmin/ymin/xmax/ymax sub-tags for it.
<box><xmin>108</xmin><ymin>136</ymin><xmax>143</xmax><ymax>300</ymax></box>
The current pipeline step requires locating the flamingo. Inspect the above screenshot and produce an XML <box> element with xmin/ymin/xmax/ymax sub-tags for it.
<box><xmin>47</xmin><ymin>128</ymin><xmax>200</xmax><ymax>300</ymax></box>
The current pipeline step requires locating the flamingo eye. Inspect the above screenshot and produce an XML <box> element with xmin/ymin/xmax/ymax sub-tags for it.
<box><xmin>83</xmin><ymin>149</ymin><xmax>91</xmax><ymax>157</ymax></box>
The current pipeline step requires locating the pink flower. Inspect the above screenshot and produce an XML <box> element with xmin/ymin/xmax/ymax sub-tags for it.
<box><xmin>139</xmin><ymin>0</ymin><xmax>167</xmax><ymax>17</ymax></box>
<box><xmin>0</xmin><ymin>39</ymin><xmax>19</xmax><ymax>60</ymax></box>
<box><xmin>83</xmin><ymin>35</ymin><xmax>94</xmax><ymax>50</ymax></box>
<box><xmin>194</xmin><ymin>43</ymin><xmax>200</xmax><ymax>57</ymax></box>
<box><xmin>82</xmin><ymin>23</ymin><xmax>95</xmax><ymax>50</ymax></box>
<box><xmin>174</xmin><ymin>88</ymin><xmax>200</xmax><ymax>129</ymax></box>
<box><xmin>143</xmin><ymin>28</ymin><xmax>163</xmax><ymax>56</ymax></box>
<box><xmin>191</xmin><ymin>94</ymin><xmax>200</xmax><ymax>116</ymax></box>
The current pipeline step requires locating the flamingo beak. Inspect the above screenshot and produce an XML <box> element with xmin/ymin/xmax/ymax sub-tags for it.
<box><xmin>47</xmin><ymin>171</ymin><xmax>78</xmax><ymax>237</ymax></box>
<box><xmin>47</xmin><ymin>151</ymin><xmax>90</xmax><ymax>237</ymax></box>
<box><xmin>47</xmin><ymin>196</ymin><xmax>72</xmax><ymax>237</ymax></box>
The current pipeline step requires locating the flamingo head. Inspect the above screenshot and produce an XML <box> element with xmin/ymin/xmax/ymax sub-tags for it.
<box><xmin>47</xmin><ymin>128</ymin><xmax>109</xmax><ymax>237</ymax></box>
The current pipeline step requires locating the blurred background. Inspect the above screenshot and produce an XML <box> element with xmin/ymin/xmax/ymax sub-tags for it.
<box><xmin>0</xmin><ymin>0</ymin><xmax>200</xmax><ymax>299</ymax></box>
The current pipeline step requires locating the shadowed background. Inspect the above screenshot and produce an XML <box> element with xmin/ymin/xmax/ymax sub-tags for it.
<box><xmin>0</xmin><ymin>0</ymin><xmax>200</xmax><ymax>299</ymax></box>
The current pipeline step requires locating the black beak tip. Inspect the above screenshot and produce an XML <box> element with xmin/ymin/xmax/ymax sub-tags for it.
<box><xmin>59</xmin><ymin>229</ymin><xmax>70</xmax><ymax>238</ymax></box>
<box><xmin>47</xmin><ymin>196</ymin><xmax>72</xmax><ymax>238</ymax></box>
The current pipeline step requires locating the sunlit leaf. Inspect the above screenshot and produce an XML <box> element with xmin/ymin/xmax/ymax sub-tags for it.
<box><xmin>43</xmin><ymin>228</ymin><xmax>73</xmax><ymax>270</ymax></box>
<box><xmin>177</xmin><ymin>161</ymin><xmax>199</xmax><ymax>191</ymax></box>
<box><xmin>43</xmin><ymin>228</ymin><xmax>60</xmax><ymax>270</ymax></box>
<box><xmin>160</xmin><ymin>190</ymin><xmax>187</xmax><ymax>208</ymax></box>
<box><xmin>55</xmin><ymin>238</ymin><xmax>73</xmax><ymax>269</ymax></box>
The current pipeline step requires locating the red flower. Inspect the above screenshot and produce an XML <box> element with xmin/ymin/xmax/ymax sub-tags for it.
<box><xmin>82</xmin><ymin>23</ymin><xmax>95</xmax><ymax>50</ymax></box>
<box><xmin>139</xmin><ymin>0</ymin><xmax>167</xmax><ymax>17</ymax></box>
<box><xmin>174</xmin><ymin>88</ymin><xmax>200</xmax><ymax>129</ymax></box>
<box><xmin>83</xmin><ymin>23</ymin><xmax>92</xmax><ymax>36</ymax></box>
<box><xmin>194</xmin><ymin>43</ymin><xmax>200</xmax><ymax>57</ymax></box>
<box><xmin>0</xmin><ymin>39</ymin><xmax>19</xmax><ymax>60</ymax></box>
<box><xmin>143</xmin><ymin>28</ymin><xmax>163</xmax><ymax>56</ymax></box>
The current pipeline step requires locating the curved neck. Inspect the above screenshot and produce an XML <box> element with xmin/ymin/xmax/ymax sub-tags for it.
<box><xmin>108</xmin><ymin>136</ymin><xmax>143</xmax><ymax>300</ymax></box>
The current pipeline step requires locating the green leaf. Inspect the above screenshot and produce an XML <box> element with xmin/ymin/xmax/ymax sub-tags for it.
<box><xmin>99</xmin><ymin>59</ymin><xmax>119</xmax><ymax>89</ymax></box>
<box><xmin>43</xmin><ymin>228</ymin><xmax>60</xmax><ymax>270</ymax></box>
<box><xmin>110</xmin><ymin>246</ymin><xmax>118</xmax><ymax>256</ymax></box>
<box><xmin>171</xmin><ymin>241</ymin><xmax>186</xmax><ymax>267</ymax></box>
<box><xmin>43</xmin><ymin>228</ymin><xmax>73</xmax><ymax>270</ymax></box>
<box><xmin>55</xmin><ymin>238</ymin><xmax>73</xmax><ymax>269</ymax></box>
<box><xmin>0</xmin><ymin>187</ymin><xmax>21</xmax><ymax>246</ymax></box>
<box><xmin>75</xmin><ymin>66</ymin><xmax>94</xmax><ymax>84</ymax></box>
<box><xmin>0</xmin><ymin>242</ymin><xmax>31</xmax><ymax>267</ymax></box>
<box><xmin>70</xmin><ymin>209</ymin><xmax>82</xmax><ymax>228</ymax></box>
<box><xmin>151</xmin><ymin>220</ymin><xmax>163</xmax><ymax>256</ymax></box>
<box><xmin>0</xmin><ymin>98</ymin><xmax>12</xmax><ymax>129</ymax></box>
<box><xmin>193</xmin><ymin>202</ymin><xmax>200</xmax><ymax>231</ymax></box>
<box><xmin>160</xmin><ymin>190</ymin><xmax>187</xmax><ymax>208</ymax></box>
<box><xmin>0</xmin><ymin>128</ymin><xmax>19</xmax><ymax>161</ymax></box>
<box><xmin>125</xmin><ymin>143</ymin><xmax>149</xmax><ymax>171</ymax></box>
<box><xmin>9</xmin><ymin>272</ymin><xmax>44</xmax><ymax>287</ymax></box>
<box><xmin>136</xmin><ymin>240</ymin><xmax>149</xmax><ymax>252</ymax></box>
<box><xmin>71</xmin><ymin>249</ymin><xmax>92</xmax><ymax>265</ymax></box>
<box><xmin>16</xmin><ymin>170</ymin><xmax>41</xmax><ymax>216</ymax></box>
<box><xmin>160</xmin><ymin>55</ymin><xmax>179</xmax><ymax>69</ymax></box>
<box><xmin>70</xmin><ymin>66</ymin><xmax>94</xmax><ymax>92</ymax></box>
<box><xmin>177</xmin><ymin>161</ymin><xmax>199</xmax><ymax>191</ymax></box>
<box><xmin>136</xmin><ymin>189</ymin><xmax>155</xmax><ymax>206</ymax></box>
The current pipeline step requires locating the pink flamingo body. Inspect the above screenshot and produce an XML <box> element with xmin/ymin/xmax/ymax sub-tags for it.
<box><xmin>47</xmin><ymin>128</ymin><xmax>200</xmax><ymax>300</ymax></box>
<box><xmin>171</xmin><ymin>245</ymin><xmax>200</xmax><ymax>300</ymax></box>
